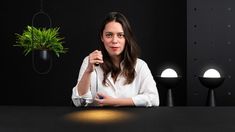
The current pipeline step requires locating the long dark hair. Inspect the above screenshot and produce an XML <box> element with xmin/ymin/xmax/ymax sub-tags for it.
<box><xmin>99</xmin><ymin>12</ymin><xmax>140</xmax><ymax>85</ymax></box>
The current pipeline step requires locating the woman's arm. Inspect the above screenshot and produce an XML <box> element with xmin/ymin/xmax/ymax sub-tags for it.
<box><xmin>76</xmin><ymin>69</ymin><xmax>92</xmax><ymax>96</ymax></box>
<box><xmin>131</xmin><ymin>59</ymin><xmax>160</xmax><ymax>107</ymax></box>
<box><xmin>71</xmin><ymin>57</ymin><xmax>93</xmax><ymax>107</ymax></box>
<box><xmin>77</xmin><ymin>50</ymin><xmax>103</xmax><ymax>96</ymax></box>
<box><xmin>95</xmin><ymin>93</ymin><xmax>135</xmax><ymax>106</ymax></box>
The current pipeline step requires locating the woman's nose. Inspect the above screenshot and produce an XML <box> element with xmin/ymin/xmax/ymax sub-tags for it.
<box><xmin>112</xmin><ymin>35</ymin><xmax>118</xmax><ymax>43</ymax></box>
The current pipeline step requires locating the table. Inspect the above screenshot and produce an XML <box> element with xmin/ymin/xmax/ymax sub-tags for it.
<box><xmin>0</xmin><ymin>106</ymin><xmax>235</xmax><ymax>132</ymax></box>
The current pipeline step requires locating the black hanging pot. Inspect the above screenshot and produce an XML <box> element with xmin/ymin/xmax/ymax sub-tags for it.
<box><xmin>32</xmin><ymin>49</ymin><xmax>52</xmax><ymax>74</ymax></box>
<box><xmin>31</xmin><ymin>4</ymin><xmax>53</xmax><ymax>75</ymax></box>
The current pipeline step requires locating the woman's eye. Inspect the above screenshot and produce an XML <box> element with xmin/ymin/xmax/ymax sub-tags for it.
<box><xmin>105</xmin><ymin>33</ymin><xmax>113</xmax><ymax>38</ymax></box>
<box><xmin>117</xmin><ymin>34</ymin><xmax>125</xmax><ymax>38</ymax></box>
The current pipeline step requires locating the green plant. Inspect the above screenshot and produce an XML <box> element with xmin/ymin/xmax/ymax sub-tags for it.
<box><xmin>14</xmin><ymin>25</ymin><xmax>68</xmax><ymax>57</ymax></box>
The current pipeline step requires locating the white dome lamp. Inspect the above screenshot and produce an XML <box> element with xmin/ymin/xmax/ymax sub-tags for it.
<box><xmin>161</xmin><ymin>68</ymin><xmax>178</xmax><ymax>78</ymax></box>
<box><xmin>199</xmin><ymin>68</ymin><xmax>225</xmax><ymax>107</ymax></box>
<box><xmin>156</xmin><ymin>68</ymin><xmax>182</xmax><ymax>107</ymax></box>
<box><xmin>203</xmin><ymin>69</ymin><xmax>221</xmax><ymax>78</ymax></box>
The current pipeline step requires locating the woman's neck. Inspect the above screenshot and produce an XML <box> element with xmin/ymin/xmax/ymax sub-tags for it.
<box><xmin>111</xmin><ymin>56</ymin><xmax>121</xmax><ymax>68</ymax></box>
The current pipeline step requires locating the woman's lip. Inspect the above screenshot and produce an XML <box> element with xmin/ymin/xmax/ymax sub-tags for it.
<box><xmin>111</xmin><ymin>47</ymin><xmax>119</xmax><ymax>49</ymax></box>
<box><xmin>111</xmin><ymin>47</ymin><xmax>119</xmax><ymax>51</ymax></box>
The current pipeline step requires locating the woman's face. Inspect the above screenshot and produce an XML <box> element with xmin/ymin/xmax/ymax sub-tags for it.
<box><xmin>101</xmin><ymin>21</ymin><xmax>126</xmax><ymax>58</ymax></box>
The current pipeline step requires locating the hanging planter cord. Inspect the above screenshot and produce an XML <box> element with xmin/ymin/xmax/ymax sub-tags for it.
<box><xmin>31</xmin><ymin>0</ymin><xmax>53</xmax><ymax>74</ymax></box>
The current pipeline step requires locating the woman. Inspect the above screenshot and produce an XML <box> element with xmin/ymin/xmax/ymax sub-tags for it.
<box><xmin>72</xmin><ymin>12</ymin><xmax>159</xmax><ymax>107</ymax></box>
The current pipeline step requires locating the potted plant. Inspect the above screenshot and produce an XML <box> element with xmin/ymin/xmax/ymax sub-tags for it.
<box><xmin>14</xmin><ymin>25</ymin><xmax>68</xmax><ymax>57</ymax></box>
<box><xmin>14</xmin><ymin>25</ymin><xmax>68</xmax><ymax>74</ymax></box>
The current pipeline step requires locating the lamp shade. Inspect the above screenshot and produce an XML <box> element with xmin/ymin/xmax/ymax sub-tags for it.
<box><xmin>156</xmin><ymin>68</ymin><xmax>181</xmax><ymax>88</ymax></box>
<box><xmin>198</xmin><ymin>77</ymin><xmax>224</xmax><ymax>89</ymax></box>
<box><xmin>156</xmin><ymin>77</ymin><xmax>182</xmax><ymax>88</ymax></box>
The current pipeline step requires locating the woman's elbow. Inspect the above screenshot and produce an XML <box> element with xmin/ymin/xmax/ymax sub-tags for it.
<box><xmin>151</xmin><ymin>95</ymin><xmax>160</xmax><ymax>106</ymax></box>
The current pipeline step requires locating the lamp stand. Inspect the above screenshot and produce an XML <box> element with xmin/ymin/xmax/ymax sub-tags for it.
<box><xmin>167</xmin><ymin>88</ymin><xmax>174</xmax><ymax>107</ymax></box>
<box><xmin>207</xmin><ymin>88</ymin><xmax>216</xmax><ymax>107</ymax></box>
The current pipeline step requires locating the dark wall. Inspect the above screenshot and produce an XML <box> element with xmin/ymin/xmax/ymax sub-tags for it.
<box><xmin>187</xmin><ymin>0</ymin><xmax>235</xmax><ymax>106</ymax></box>
<box><xmin>1</xmin><ymin>0</ymin><xmax>186</xmax><ymax>106</ymax></box>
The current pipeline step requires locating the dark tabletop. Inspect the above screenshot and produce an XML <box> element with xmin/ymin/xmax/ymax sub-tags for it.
<box><xmin>0</xmin><ymin>106</ymin><xmax>234</xmax><ymax>132</ymax></box>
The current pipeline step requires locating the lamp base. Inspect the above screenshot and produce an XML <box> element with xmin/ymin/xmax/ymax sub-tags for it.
<box><xmin>207</xmin><ymin>89</ymin><xmax>216</xmax><ymax>107</ymax></box>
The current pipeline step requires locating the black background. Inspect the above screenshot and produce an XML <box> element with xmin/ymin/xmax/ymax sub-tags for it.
<box><xmin>0</xmin><ymin>0</ymin><xmax>186</xmax><ymax>106</ymax></box>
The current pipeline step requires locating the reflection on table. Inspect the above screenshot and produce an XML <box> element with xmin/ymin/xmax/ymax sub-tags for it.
<box><xmin>0</xmin><ymin>106</ymin><xmax>235</xmax><ymax>132</ymax></box>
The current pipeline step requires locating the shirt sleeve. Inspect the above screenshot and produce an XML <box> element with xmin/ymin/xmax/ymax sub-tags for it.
<box><xmin>131</xmin><ymin>60</ymin><xmax>160</xmax><ymax>107</ymax></box>
<box><xmin>71</xmin><ymin>56</ymin><xmax>93</xmax><ymax>107</ymax></box>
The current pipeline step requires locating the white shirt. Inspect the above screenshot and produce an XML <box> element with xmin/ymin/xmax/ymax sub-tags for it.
<box><xmin>71</xmin><ymin>56</ymin><xmax>159</xmax><ymax>107</ymax></box>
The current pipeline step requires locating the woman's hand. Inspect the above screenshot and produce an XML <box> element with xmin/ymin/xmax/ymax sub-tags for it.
<box><xmin>86</xmin><ymin>50</ymin><xmax>103</xmax><ymax>73</ymax></box>
<box><xmin>94</xmin><ymin>93</ymin><xmax>118</xmax><ymax>107</ymax></box>
<box><xmin>94</xmin><ymin>93</ymin><xmax>135</xmax><ymax>107</ymax></box>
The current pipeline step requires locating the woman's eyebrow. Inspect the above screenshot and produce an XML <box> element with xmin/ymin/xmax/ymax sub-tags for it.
<box><xmin>104</xmin><ymin>32</ymin><xmax>113</xmax><ymax>34</ymax></box>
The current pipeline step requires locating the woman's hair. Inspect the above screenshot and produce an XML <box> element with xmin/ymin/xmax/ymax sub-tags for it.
<box><xmin>99</xmin><ymin>12</ymin><xmax>140</xmax><ymax>85</ymax></box>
